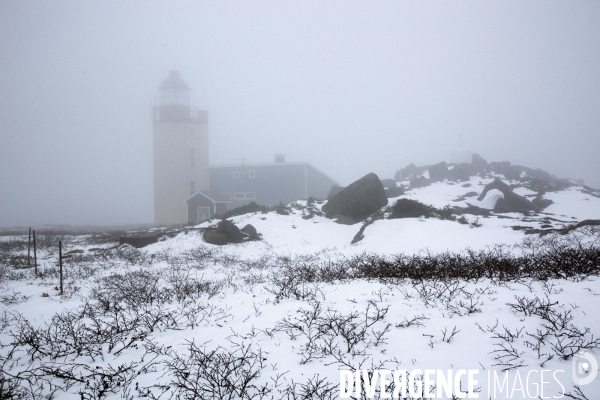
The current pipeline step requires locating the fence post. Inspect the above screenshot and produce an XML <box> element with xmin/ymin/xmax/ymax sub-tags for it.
<box><xmin>27</xmin><ymin>228</ymin><xmax>31</xmax><ymax>265</ymax></box>
<box><xmin>33</xmin><ymin>230</ymin><xmax>37</xmax><ymax>276</ymax></box>
<box><xmin>59</xmin><ymin>240</ymin><xmax>63</xmax><ymax>296</ymax></box>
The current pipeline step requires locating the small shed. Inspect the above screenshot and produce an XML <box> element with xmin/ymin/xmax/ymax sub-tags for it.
<box><xmin>186</xmin><ymin>191</ymin><xmax>231</xmax><ymax>223</ymax></box>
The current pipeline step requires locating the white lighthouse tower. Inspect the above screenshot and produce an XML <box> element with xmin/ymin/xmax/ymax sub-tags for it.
<box><xmin>152</xmin><ymin>71</ymin><xmax>209</xmax><ymax>225</ymax></box>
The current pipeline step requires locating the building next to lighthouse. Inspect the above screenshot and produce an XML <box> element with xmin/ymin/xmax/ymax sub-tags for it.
<box><xmin>152</xmin><ymin>71</ymin><xmax>209</xmax><ymax>226</ymax></box>
<box><xmin>152</xmin><ymin>71</ymin><xmax>339</xmax><ymax>226</ymax></box>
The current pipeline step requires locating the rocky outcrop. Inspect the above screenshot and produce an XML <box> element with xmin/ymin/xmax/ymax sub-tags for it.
<box><xmin>394</xmin><ymin>155</ymin><xmax>582</xmax><ymax>193</ymax></box>
<box><xmin>449</xmin><ymin>164</ymin><xmax>477</xmax><ymax>181</ymax></box>
<box><xmin>322</xmin><ymin>173</ymin><xmax>388</xmax><ymax>223</ymax></box>
<box><xmin>395</xmin><ymin>163</ymin><xmax>428</xmax><ymax>182</ymax></box>
<box><xmin>429</xmin><ymin>162</ymin><xmax>449</xmax><ymax>182</ymax></box>
<box><xmin>477</xmin><ymin>179</ymin><xmax>539</xmax><ymax>212</ymax></box>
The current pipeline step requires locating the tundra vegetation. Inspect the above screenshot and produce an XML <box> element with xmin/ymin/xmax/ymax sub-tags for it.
<box><xmin>0</xmin><ymin>221</ymin><xmax>598</xmax><ymax>399</ymax></box>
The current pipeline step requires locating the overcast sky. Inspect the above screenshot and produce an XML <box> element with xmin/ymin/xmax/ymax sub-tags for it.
<box><xmin>1</xmin><ymin>1</ymin><xmax>599</xmax><ymax>227</ymax></box>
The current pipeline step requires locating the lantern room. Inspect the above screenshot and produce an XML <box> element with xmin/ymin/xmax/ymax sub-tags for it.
<box><xmin>159</xmin><ymin>70</ymin><xmax>190</xmax><ymax>107</ymax></box>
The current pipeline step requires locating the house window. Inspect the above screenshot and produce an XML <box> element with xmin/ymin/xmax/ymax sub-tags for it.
<box><xmin>222</xmin><ymin>193</ymin><xmax>232</xmax><ymax>199</ymax></box>
<box><xmin>189</xmin><ymin>148</ymin><xmax>195</xmax><ymax>168</ymax></box>
<box><xmin>248</xmin><ymin>170</ymin><xmax>256</xmax><ymax>178</ymax></box>
<box><xmin>190</xmin><ymin>181</ymin><xmax>196</xmax><ymax>196</ymax></box>
<box><xmin>233</xmin><ymin>171</ymin><xmax>240</xmax><ymax>179</ymax></box>
<box><xmin>246</xmin><ymin>192</ymin><xmax>256</xmax><ymax>199</ymax></box>
<box><xmin>234</xmin><ymin>192</ymin><xmax>245</xmax><ymax>199</ymax></box>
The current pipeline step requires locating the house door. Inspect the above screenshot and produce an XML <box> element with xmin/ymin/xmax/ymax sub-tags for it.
<box><xmin>197</xmin><ymin>207</ymin><xmax>211</xmax><ymax>223</ymax></box>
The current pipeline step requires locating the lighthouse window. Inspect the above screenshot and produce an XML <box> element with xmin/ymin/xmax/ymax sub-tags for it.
<box><xmin>190</xmin><ymin>181</ymin><xmax>196</xmax><ymax>196</ymax></box>
<box><xmin>189</xmin><ymin>148</ymin><xmax>195</xmax><ymax>168</ymax></box>
<box><xmin>189</xmin><ymin>127</ymin><xmax>194</xmax><ymax>136</ymax></box>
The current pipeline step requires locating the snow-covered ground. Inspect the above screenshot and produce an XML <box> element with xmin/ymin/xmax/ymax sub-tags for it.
<box><xmin>1</xmin><ymin>178</ymin><xmax>599</xmax><ymax>399</ymax></box>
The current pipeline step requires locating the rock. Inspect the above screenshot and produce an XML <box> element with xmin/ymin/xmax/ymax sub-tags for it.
<box><xmin>487</xmin><ymin>161</ymin><xmax>512</xmax><ymax>176</ymax></box>
<box><xmin>395</xmin><ymin>163</ymin><xmax>417</xmax><ymax>181</ymax></box>
<box><xmin>322</xmin><ymin>173</ymin><xmax>388</xmax><ymax>223</ymax></box>
<box><xmin>351</xmin><ymin>225</ymin><xmax>367</xmax><ymax>244</ymax></box>
<box><xmin>448</xmin><ymin>164</ymin><xmax>475</xmax><ymax>181</ymax></box>
<box><xmin>240</xmin><ymin>224</ymin><xmax>257</xmax><ymax>236</ymax></box>
<box><xmin>203</xmin><ymin>229</ymin><xmax>228</xmax><ymax>245</ymax></box>
<box><xmin>241</xmin><ymin>224</ymin><xmax>261</xmax><ymax>240</ymax></box>
<box><xmin>504</xmin><ymin>165</ymin><xmax>525</xmax><ymax>180</ymax></box>
<box><xmin>410</xmin><ymin>176</ymin><xmax>431</xmax><ymax>189</ymax></box>
<box><xmin>394</xmin><ymin>163</ymin><xmax>429</xmax><ymax>181</ymax></box>
<box><xmin>453</xmin><ymin>191</ymin><xmax>479</xmax><ymax>202</ymax></box>
<box><xmin>428</xmin><ymin>162</ymin><xmax>449</xmax><ymax>182</ymax></box>
<box><xmin>477</xmin><ymin>179</ymin><xmax>539</xmax><ymax>212</ymax></box>
<box><xmin>472</xmin><ymin>153</ymin><xmax>487</xmax><ymax>166</ymax></box>
<box><xmin>380</xmin><ymin>179</ymin><xmax>397</xmax><ymax>189</ymax></box>
<box><xmin>216</xmin><ymin>220</ymin><xmax>243</xmax><ymax>243</ymax></box>
<box><xmin>451</xmin><ymin>205</ymin><xmax>492</xmax><ymax>217</ymax></box>
<box><xmin>385</xmin><ymin>186</ymin><xmax>404</xmax><ymax>198</ymax></box>
<box><xmin>119</xmin><ymin>235</ymin><xmax>158</xmax><ymax>248</ymax></box>
<box><xmin>532</xmin><ymin>194</ymin><xmax>553</xmax><ymax>210</ymax></box>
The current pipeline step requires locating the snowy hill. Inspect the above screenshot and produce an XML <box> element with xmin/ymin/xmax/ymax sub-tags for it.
<box><xmin>0</xmin><ymin>170</ymin><xmax>599</xmax><ymax>399</ymax></box>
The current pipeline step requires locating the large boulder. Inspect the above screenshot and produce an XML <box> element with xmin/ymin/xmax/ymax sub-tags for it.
<box><xmin>380</xmin><ymin>178</ymin><xmax>404</xmax><ymax>197</ymax></box>
<box><xmin>240</xmin><ymin>224</ymin><xmax>261</xmax><ymax>241</ymax></box>
<box><xmin>322</xmin><ymin>173</ymin><xmax>388</xmax><ymax>223</ymax></box>
<box><xmin>394</xmin><ymin>163</ymin><xmax>429</xmax><ymax>182</ymax></box>
<box><xmin>216</xmin><ymin>220</ymin><xmax>243</xmax><ymax>243</ymax></box>
<box><xmin>477</xmin><ymin>179</ymin><xmax>539</xmax><ymax>212</ymax></box>
<box><xmin>448</xmin><ymin>164</ymin><xmax>475</xmax><ymax>182</ymax></box>
<box><xmin>428</xmin><ymin>162</ymin><xmax>449</xmax><ymax>182</ymax></box>
<box><xmin>203</xmin><ymin>229</ymin><xmax>228</xmax><ymax>245</ymax></box>
<box><xmin>380</xmin><ymin>179</ymin><xmax>397</xmax><ymax>189</ymax></box>
<box><xmin>385</xmin><ymin>186</ymin><xmax>404</xmax><ymax>198</ymax></box>
<box><xmin>410</xmin><ymin>176</ymin><xmax>431</xmax><ymax>189</ymax></box>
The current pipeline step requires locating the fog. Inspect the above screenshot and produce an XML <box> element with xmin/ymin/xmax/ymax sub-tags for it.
<box><xmin>1</xmin><ymin>1</ymin><xmax>599</xmax><ymax>228</ymax></box>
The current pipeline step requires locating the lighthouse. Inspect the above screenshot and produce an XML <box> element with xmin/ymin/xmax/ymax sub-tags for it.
<box><xmin>152</xmin><ymin>71</ymin><xmax>209</xmax><ymax>225</ymax></box>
